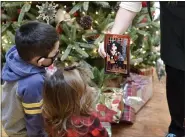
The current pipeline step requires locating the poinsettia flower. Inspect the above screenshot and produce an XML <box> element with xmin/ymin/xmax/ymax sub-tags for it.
<box><xmin>96</xmin><ymin>104</ymin><xmax>117</xmax><ymax>122</ymax></box>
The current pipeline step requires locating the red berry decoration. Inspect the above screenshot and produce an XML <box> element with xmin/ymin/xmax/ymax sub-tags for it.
<box><xmin>17</xmin><ymin>9</ymin><xmax>21</xmax><ymax>14</ymax></box>
<box><xmin>142</xmin><ymin>2</ymin><xmax>147</xmax><ymax>7</ymax></box>
<box><xmin>56</xmin><ymin>25</ymin><xmax>63</xmax><ymax>34</ymax></box>
<box><xmin>73</xmin><ymin>12</ymin><xmax>78</xmax><ymax>17</ymax></box>
<box><xmin>11</xmin><ymin>17</ymin><xmax>17</xmax><ymax>22</ymax></box>
<box><xmin>141</xmin><ymin>17</ymin><xmax>147</xmax><ymax>23</ymax></box>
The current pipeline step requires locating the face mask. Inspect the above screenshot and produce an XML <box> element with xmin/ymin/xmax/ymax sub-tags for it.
<box><xmin>37</xmin><ymin>51</ymin><xmax>60</xmax><ymax>67</ymax></box>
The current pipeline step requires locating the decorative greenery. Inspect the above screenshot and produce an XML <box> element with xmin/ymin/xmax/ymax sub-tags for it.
<box><xmin>1</xmin><ymin>1</ymin><xmax>161</xmax><ymax>81</ymax></box>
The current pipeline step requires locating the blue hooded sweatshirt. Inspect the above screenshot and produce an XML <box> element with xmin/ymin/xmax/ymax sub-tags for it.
<box><xmin>2</xmin><ymin>46</ymin><xmax>47</xmax><ymax>137</ymax></box>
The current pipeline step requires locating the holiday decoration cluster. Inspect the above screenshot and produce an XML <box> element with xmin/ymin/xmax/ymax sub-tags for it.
<box><xmin>1</xmin><ymin>1</ymin><xmax>161</xmax><ymax>69</ymax></box>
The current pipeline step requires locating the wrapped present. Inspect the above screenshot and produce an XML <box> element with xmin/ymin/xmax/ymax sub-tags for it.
<box><xmin>94</xmin><ymin>88</ymin><xmax>124</xmax><ymax>123</ymax></box>
<box><xmin>120</xmin><ymin>82</ymin><xmax>136</xmax><ymax>124</ymax></box>
<box><xmin>101</xmin><ymin>122</ymin><xmax>112</xmax><ymax>137</ymax></box>
<box><xmin>123</xmin><ymin>73</ymin><xmax>153</xmax><ymax>113</ymax></box>
<box><xmin>120</xmin><ymin>104</ymin><xmax>136</xmax><ymax>124</ymax></box>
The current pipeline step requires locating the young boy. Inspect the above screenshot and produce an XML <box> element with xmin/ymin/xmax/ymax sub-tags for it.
<box><xmin>2</xmin><ymin>21</ymin><xmax>60</xmax><ymax>137</ymax></box>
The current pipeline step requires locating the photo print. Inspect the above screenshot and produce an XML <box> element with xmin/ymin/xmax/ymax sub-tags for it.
<box><xmin>104</xmin><ymin>34</ymin><xmax>130</xmax><ymax>75</ymax></box>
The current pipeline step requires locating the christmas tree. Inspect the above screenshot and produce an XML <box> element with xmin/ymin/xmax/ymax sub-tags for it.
<box><xmin>1</xmin><ymin>1</ymin><xmax>161</xmax><ymax>77</ymax></box>
<box><xmin>129</xmin><ymin>2</ymin><xmax>160</xmax><ymax>69</ymax></box>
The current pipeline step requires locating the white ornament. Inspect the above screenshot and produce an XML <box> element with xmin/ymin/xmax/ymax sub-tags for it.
<box><xmin>36</xmin><ymin>2</ymin><xmax>58</xmax><ymax>24</ymax></box>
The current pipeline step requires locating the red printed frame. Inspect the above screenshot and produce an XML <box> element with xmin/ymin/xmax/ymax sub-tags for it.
<box><xmin>104</xmin><ymin>34</ymin><xmax>130</xmax><ymax>76</ymax></box>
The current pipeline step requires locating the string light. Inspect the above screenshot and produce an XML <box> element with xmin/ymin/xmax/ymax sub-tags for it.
<box><xmin>146</xmin><ymin>26</ymin><xmax>149</xmax><ymax>29</ymax></box>
<box><xmin>142</xmin><ymin>51</ymin><xmax>146</xmax><ymax>54</ymax></box>
<box><xmin>65</xmin><ymin>62</ymin><xmax>68</xmax><ymax>66</ymax></box>
<box><xmin>62</xmin><ymin>51</ymin><xmax>64</xmax><ymax>54</ymax></box>
<box><xmin>130</xmin><ymin>54</ymin><xmax>133</xmax><ymax>59</ymax></box>
<box><xmin>4</xmin><ymin>39</ymin><xmax>8</xmax><ymax>44</ymax></box>
<box><xmin>63</xmin><ymin>10</ymin><xmax>66</xmax><ymax>14</ymax></box>
<box><xmin>72</xmin><ymin>47</ymin><xmax>75</xmax><ymax>50</ymax></box>
<box><xmin>93</xmin><ymin>48</ymin><xmax>97</xmax><ymax>53</ymax></box>
<box><xmin>94</xmin><ymin>20</ymin><xmax>98</xmax><ymax>24</ymax></box>
<box><xmin>82</xmin><ymin>37</ymin><xmax>86</xmax><ymax>41</ymax></box>
<box><xmin>30</xmin><ymin>1</ymin><xmax>32</xmax><ymax>4</ymax></box>
<box><xmin>82</xmin><ymin>48</ymin><xmax>85</xmax><ymax>51</ymax></box>
<box><xmin>90</xmin><ymin>26</ymin><xmax>93</xmax><ymax>30</ymax></box>
<box><xmin>125</xmin><ymin>31</ymin><xmax>128</xmax><ymax>34</ymax></box>
<box><xmin>156</xmin><ymin>31</ymin><xmax>159</xmax><ymax>35</ymax></box>
<box><xmin>82</xmin><ymin>12</ymin><xmax>85</xmax><ymax>15</ymax></box>
<box><xmin>72</xmin><ymin>2</ymin><xmax>75</xmax><ymax>5</ymax></box>
<box><xmin>111</xmin><ymin>11</ymin><xmax>115</xmax><ymax>14</ymax></box>
<box><xmin>134</xmin><ymin>62</ymin><xmax>138</xmax><ymax>66</ymax></box>
<box><xmin>130</xmin><ymin>40</ymin><xmax>133</xmax><ymax>44</ymax></box>
<box><xmin>95</xmin><ymin>11</ymin><xmax>98</xmax><ymax>14</ymax></box>
<box><xmin>64</xmin><ymin>5</ymin><xmax>67</xmax><ymax>8</ymax></box>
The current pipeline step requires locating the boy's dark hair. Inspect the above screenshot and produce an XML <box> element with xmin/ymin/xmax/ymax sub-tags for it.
<box><xmin>15</xmin><ymin>21</ymin><xmax>59</xmax><ymax>61</ymax></box>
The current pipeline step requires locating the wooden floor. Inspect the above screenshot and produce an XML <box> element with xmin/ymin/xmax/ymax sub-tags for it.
<box><xmin>1</xmin><ymin>75</ymin><xmax>170</xmax><ymax>137</ymax></box>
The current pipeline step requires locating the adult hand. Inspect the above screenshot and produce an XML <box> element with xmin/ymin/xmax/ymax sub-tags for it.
<box><xmin>98</xmin><ymin>30</ymin><xmax>112</xmax><ymax>58</ymax></box>
<box><xmin>98</xmin><ymin>42</ymin><xmax>106</xmax><ymax>58</ymax></box>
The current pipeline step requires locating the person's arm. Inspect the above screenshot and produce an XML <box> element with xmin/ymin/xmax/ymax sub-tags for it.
<box><xmin>18</xmin><ymin>75</ymin><xmax>48</xmax><ymax>137</ymax></box>
<box><xmin>111</xmin><ymin>2</ymin><xmax>142</xmax><ymax>34</ymax></box>
<box><xmin>98</xmin><ymin>2</ymin><xmax>142</xmax><ymax>57</ymax></box>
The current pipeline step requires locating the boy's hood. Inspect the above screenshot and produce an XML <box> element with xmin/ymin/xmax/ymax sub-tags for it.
<box><xmin>2</xmin><ymin>45</ymin><xmax>45</xmax><ymax>81</ymax></box>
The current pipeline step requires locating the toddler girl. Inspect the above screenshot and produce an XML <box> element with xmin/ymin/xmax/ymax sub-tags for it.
<box><xmin>42</xmin><ymin>65</ymin><xmax>108</xmax><ymax>137</ymax></box>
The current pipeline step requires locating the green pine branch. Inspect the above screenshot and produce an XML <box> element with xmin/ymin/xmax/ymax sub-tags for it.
<box><xmin>92</xmin><ymin>2</ymin><xmax>110</xmax><ymax>8</ymax></box>
<box><xmin>69</xmin><ymin>2</ymin><xmax>83</xmax><ymax>14</ymax></box>
<box><xmin>18</xmin><ymin>3</ymin><xmax>31</xmax><ymax>23</ymax></box>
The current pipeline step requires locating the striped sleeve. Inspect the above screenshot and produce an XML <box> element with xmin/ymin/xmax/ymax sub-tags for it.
<box><xmin>22</xmin><ymin>99</ymin><xmax>43</xmax><ymax>115</ymax></box>
<box><xmin>18</xmin><ymin>74</ymin><xmax>47</xmax><ymax>137</ymax></box>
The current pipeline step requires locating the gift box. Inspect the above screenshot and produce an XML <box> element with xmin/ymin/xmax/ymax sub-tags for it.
<box><xmin>94</xmin><ymin>88</ymin><xmax>124</xmax><ymax>123</ymax></box>
<box><xmin>120</xmin><ymin>82</ymin><xmax>136</xmax><ymax>124</ymax></box>
<box><xmin>120</xmin><ymin>104</ymin><xmax>136</xmax><ymax>124</ymax></box>
<box><xmin>101</xmin><ymin>122</ymin><xmax>112</xmax><ymax>137</ymax></box>
<box><xmin>123</xmin><ymin>73</ymin><xmax>153</xmax><ymax>113</ymax></box>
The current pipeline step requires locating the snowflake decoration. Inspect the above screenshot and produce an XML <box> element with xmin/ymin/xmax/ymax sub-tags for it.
<box><xmin>36</xmin><ymin>2</ymin><xmax>58</xmax><ymax>24</ymax></box>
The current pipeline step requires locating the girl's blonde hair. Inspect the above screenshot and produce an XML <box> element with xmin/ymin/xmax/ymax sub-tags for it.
<box><xmin>42</xmin><ymin>66</ymin><xmax>96</xmax><ymax>137</ymax></box>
